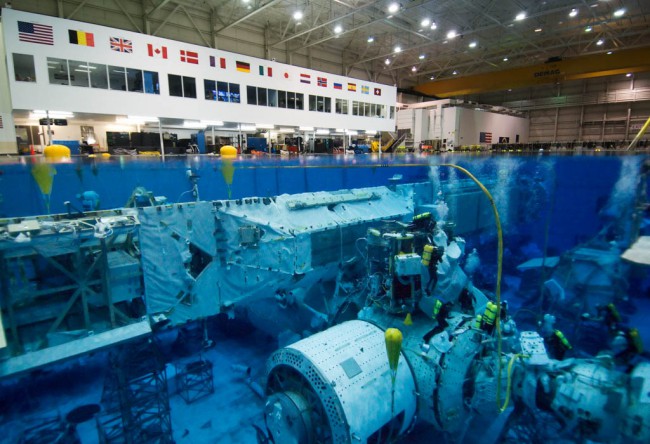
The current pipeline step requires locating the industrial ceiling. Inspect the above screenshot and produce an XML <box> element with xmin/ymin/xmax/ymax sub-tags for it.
<box><xmin>7</xmin><ymin>0</ymin><xmax>650</xmax><ymax>93</ymax></box>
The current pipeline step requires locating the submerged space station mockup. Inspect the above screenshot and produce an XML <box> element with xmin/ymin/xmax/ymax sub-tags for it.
<box><xmin>0</xmin><ymin>162</ymin><xmax>649</xmax><ymax>444</ymax></box>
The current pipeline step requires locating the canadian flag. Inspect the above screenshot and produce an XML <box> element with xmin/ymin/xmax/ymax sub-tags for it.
<box><xmin>147</xmin><ymin>43</ymin><xmax>168</xmax><ymax>59</ymax></box>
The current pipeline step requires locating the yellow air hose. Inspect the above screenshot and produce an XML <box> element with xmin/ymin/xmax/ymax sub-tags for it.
<box><xmin>626</xmin><ymin>115</ymin><xmax>650</xmax><ymax>150</ymax></box>
<box><xmin>439</xmin><ymin>164</ymin><xmax>505</xmax><ymax>412</ymax></box>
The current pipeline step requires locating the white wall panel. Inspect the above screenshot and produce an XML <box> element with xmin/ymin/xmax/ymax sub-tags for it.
<box><xmin>2</xmin><ymin>9</ymin><xmax>396</xmax><ymax>132</ymax></box>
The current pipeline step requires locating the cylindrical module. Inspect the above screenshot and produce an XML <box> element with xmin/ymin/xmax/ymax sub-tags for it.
<box><xmin>265</xmin><ymin>320</ymin><xmax>417</xmax><ymax>444</ymax></box>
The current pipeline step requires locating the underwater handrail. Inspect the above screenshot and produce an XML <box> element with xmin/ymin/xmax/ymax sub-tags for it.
<box><xmin>438</xmin><ymin>163</ymin><xmax>505</xmax><ymax>413</ymax></box>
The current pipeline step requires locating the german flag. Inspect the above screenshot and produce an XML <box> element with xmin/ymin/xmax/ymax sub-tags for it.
<box><xmin>236</xmin><ymin>61</ymin><xmax>250</xmax><ymax>73</ymax></box>
<box><xmin>68</xmin><ymin>29</ymin><xmax>94</xmax><ymax>46</ymax></box>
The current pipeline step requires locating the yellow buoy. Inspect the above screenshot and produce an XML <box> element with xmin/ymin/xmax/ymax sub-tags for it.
<box><xmin>384</xmin><ymin>328</ymin><xmax>403</xmax><ymax>375</ymax></box>
<box><xmin>43</xmin><ymin>144</ymin><xmax>71</xmax><ymax>159</ymax></box>
<box><xmin>101</xmin><ymin>152</ymin><xmax>111</xmax><ymax>158</ymax></box>
<box><xmin>220</xmin><ymin>145</ymin><xmax>237</xmax><ymax>158</ymax></box>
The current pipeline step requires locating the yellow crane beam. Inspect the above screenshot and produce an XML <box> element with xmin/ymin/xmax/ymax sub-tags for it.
<box><xmin>413</xmin><ymin>46</ymin><xmax>650</xmax><ymax>98</ymax></box>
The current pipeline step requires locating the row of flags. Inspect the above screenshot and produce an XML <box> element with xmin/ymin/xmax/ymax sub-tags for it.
<box><xmin>17</xmin><ymin>20</ymin><xmax>382</xmax><ymax>96</ymax></box>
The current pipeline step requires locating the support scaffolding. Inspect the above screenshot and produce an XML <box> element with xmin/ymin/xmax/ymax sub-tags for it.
<box><xmin>98</xmin><ymin>338</ymin><xmax>173</xmax><ymax>444</ymax></box>
<box><xmin>176</xmin><ymin>358</ymin><xmax>214</xmax><ymax>404</ymax></box>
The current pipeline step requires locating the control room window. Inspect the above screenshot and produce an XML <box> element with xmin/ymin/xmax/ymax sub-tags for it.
<box><xmin>390</xmin><ymin>106</ymin><xmax>395</xmax><ymax>119</ymax></box>
<box><xmin>309</xmin><ymin>95</ymin><xmax>316</xmax><ymax>111</ymax></box>
<box><xmin>268</xmin><ymin>89</ymin><xmax>277</xmax><ymax>107</ymax></box>
<box><xmin>278</xmin><ymin>90</ymin><xmax>287</xmax><ymax>108</ymax></box>
<box><xmin>352</xmin><ymin>101</ymin><xmax>359</xmax><ymax>116</ymax></box>
<box><xmin>109</xmin><ymin>66</ymin><xmax>127</xmax><ymax>91</ymax></box>
<box><xmin>217</xmin><ymin>81</ymin><xmax>229</xmax><ymax>102</ymax></box>
<box><xmin>287</xmin><ymin>92</ymin><xmax>295</xmax><ymax>109</ymax></box>
<box><xmin>47</xmin><ymin>57</ymin><xmax>69</xmax><ymax>85</ymax></box>
<box><xmin>13</xmin><ymin>53</ymin><xmax>36</xmax><ymax>82</ymax></box>
<box><xmin>144</xmin><ymin>71</ymin><xmax>159</xmax><ymax>94</ymax></box>
<box><xmin>183</xmin><ymin>76</ymin><xmax>196</xmax><ymax>98</ymax></box>
<box><xmin>316</xmin><ymin>96</ymin><xmax>324</xmax><ymax>112</ymax></box>
<box><xmin>168</xmin><ymin>74</ymin><xmax>183</xmax><ymax>97</ymax></box>
<box><xmin>68</xmin><ymin>60</ymin><xmax>90</xmax><ymax>87</ymax></box>
<box><xmin>324</xmin><ymin>97</ymin><xmax>331</xmax><ymax>113</ymax></box>
<box><xmin>204</xmin><ymin>79</ymin><xmax>216</xmax><ymax>100</ymax></box>
<box><xmin>127</xmin><ymin>68</ymin><xmax>143</xmax><ymax>92</ymax></box>
<box><xmin>89</xmin><ymin>63</ymin><xmax>108</xmax><ymax>89</ymax></box>
<box><xmin>247</xmin><ymin>86</ymin><xmax>257</xmax><ymax>105</ymax></box>
<box><xmin>229</xmin><ymin>83</ymin><xmax>240</xmax><ymax>103</ymax></box>
<box><xmin>336</xmin><ymin>98</ymin><xmax>348</xmax><ymax>114</ymax></box>
<box><xmin>257</xmin><ymin>87</ymin><xmax>267</xmax><ymax>106</ymax></box>
<box><xmin>296</xmin><ymin>93</ymin><xmax>304</xmax><ymax>110</ymax></box>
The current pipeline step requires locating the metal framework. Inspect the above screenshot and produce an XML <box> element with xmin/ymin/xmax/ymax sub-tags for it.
<box><xmin>0</xmin><ymin>211</ymin><xmax>142</xmax><ymax>355</ymax></box>
<box><xmin>98</xmin><ymin>337</ymin><xmax>173</xmax><ymax>444</ymax></box>
<box><xmin>176</xmin><ymin>358</ymin><xmax>214</xmax><ymax>404</ymax></box>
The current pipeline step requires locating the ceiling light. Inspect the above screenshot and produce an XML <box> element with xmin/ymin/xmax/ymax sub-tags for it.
<box><xmin>385</xmin><ymin>58</ymin><xmax>391</xmax><ymax>65</ymax></box>
<box><xmin>239</xmin><ymin>124</ymin><xmax>257</xmax><ymax>131</ymax></box>
<box><xmin>446</xmin><ymin>30</ymin><xmax>457</xmax><ymax>39</ymax></box>
<box><xmin>596</xmin><ymin>39</ymin><xmax>604</xmax><ymax>45</ymax></box>
<box><xmin>626</xmin><ymin>73</ymin><xmax>632</xmax><ymax>77</ymax></box>
<box><xmin>394</xmin><ymin>45</ymin><xmax>401</xmax><ymax>53</ymax></box>
<box><xmin>334</xmin><ymin>25</ymin><xmax>343</xmax><ymax>34</ymax></box>
<box><xmin>388</xmin><ymin>2</ymin><xmax>400</xmax><ymax>14</ymax></box>
<box><xmin>299</xmin><ymin>126</ymin><xmax>314</xmax><ymax>131</ymax></box>
<box><xmin>515</xmin><ymin>12</ymin><xmax>526</xmax><ymax>21</ymax></box>
<box><xmin>421</xmin><ymin>18</ymin><xmax>431</xmax><ymax>27</ymax></box>
<box><xmin>411</xmin><ymin>66</ymin><xmax>417</xmax><ymax>72</ymax></box>
<box><xmin>503</xmin><ymin>57</ymin><xmax>509</xmax><ymax>61</ymax></box>
<box><xmin>419</xmin><ymin>54</ymin><xmax>425</xmax><ymax>59</ymax></box>
<box><xmin>32</xmin><ymin>110</ymin><xmax>74</xmax><ymax>118</ymax></box>
<box><xmin>345</xmin><ymin>130</ymin><xmax>358</xmax><ymax>135</ymax></box>
<box><xmin>569</xmin><ymin>8</ymin><xmax>578</xmax><ymax>17</ymax></box>
<box><xmin>278</xmin><ymin>128</ymin><xmax>295</xmax><ymax>133</ymax></box>
<box><xmin>430</xmin><ymin>22</ymin><xmax>437</xmax><ymax>30</ymax></box>
<box><xmin>293</xmin><ymin>11</ymin><xmax>303</xmax><ymax>20</ymax></box>
<box><xmin>606</xmin><ymin>51</ymin><xmax>613</xmax><ymax>54</ymax></box>
<box><xmin>201</xmin><ymin>120</ymin><xmax>223</xmax><ymax>126</ymax></box>
<box><xmin>316</xmin><ymin>129</ymin><xmax>330</xmax><ymax>135</ymax></box>
<box><xmin>469</xmin><ymin>41</ymin><xmax>477</xmax><ymax>48</ymax></box>
<box><xmin>430</xmin><ymin>76</ymin><xmax>435</xmax><ymax>80</ymax></box>
<box><xmin>534</xmin><ymin>28</ymin><xmax>542</xmax><ymax>32</ymax></box>
<box><xmin>367</xmin><ymin>36</ymin><xmax>374</xmax><ymax>43</ymax></box>
<box><xmin>242</xmin><ymin>0</ymin><xmax>250</xmax><ymax>3</ymax></box>
<box><xmin>452</xmin><ymin>70</ymin><xmax>458</xmax><ymax>75</ymax></box>
<box><xmin>184</xmin><ymin>121</ymin><xmax>206</xmax><ymax>128</ymax></box>
<box><xmin>256</xmin><ymin>124</ymin><xmax>275</xmax><ymax>129</ymax></box>
<box><xmin>585</xmin><ymin>26</ymin><xmax>592</xmax><ymax>32</ymax></box>
<box><xmin>613</xmin><ymin>8</ymin><xmax>625</xmax><ymax>17</ymax></box>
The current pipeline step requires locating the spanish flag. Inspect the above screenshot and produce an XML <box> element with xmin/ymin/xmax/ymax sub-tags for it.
<box><xmin>68</xmin><ymin>29</ymin><xmax>94</xmax><ymax>46</ymax></box>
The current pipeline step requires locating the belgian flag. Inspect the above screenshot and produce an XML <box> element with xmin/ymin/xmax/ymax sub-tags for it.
<box><xmin>68</xmin><ymin>29</ymin><xmax>95</xmax><ymax>47</ymax></box>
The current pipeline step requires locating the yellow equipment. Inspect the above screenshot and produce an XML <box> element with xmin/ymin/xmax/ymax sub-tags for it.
<box><xmin>422</xmin><ymin>244</ymin><xmax>435</xmax><ymax>267</ymax></box>
<box><xmin>43</xmin><ymin>144</ymin><xmax>71</xmax><ymax>159</ymax></box>
<box><xmin>220</xmin><ymin>145</ymin><xmax>238</xmax><ymax>158</ymax></box>
<box><xmin>384</xmin><ymin>328</ymin><xmax>403</xmax><ymax>376</ymax></box>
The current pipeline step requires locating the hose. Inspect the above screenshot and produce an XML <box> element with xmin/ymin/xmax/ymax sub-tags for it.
<box><xmin>626</xmin><ymin>115</ymin><xmax>650</xmax><ymax>151</ymax></box>
<box><xmin>439</xmin><ymin>163</ymin><xmax>505</xmax><ymax>412</ymax></box>
<box><xmin>499</xmin><ymin>353</ymin><xmax>529</xmax><ymax>412</ymax></box>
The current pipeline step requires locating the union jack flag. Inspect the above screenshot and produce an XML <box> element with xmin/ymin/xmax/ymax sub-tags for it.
<box><xmin>110</xmin><ymin>37</ymin><xmax>133</xmax><ymax>53</ymax></box>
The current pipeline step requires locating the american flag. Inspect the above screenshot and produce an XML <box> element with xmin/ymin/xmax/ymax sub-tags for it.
<box><xmin>317</xmin><ymin>77</ymin><xmax>327</xmax><ymax>87</ymax></box>
<box><xmin>479</xmin><ymin>132</ymin><xmax>492</xmax><ymax>143</ymax></box>
<box><xmin>18</xmin><ymin>21</ymin><xmax>53</xmax><ymax>45</ymax></box>
<box><xmin>110</xmin><ymin>37</ymin><xmax>133</xmax><ymax>53</ymax></box>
